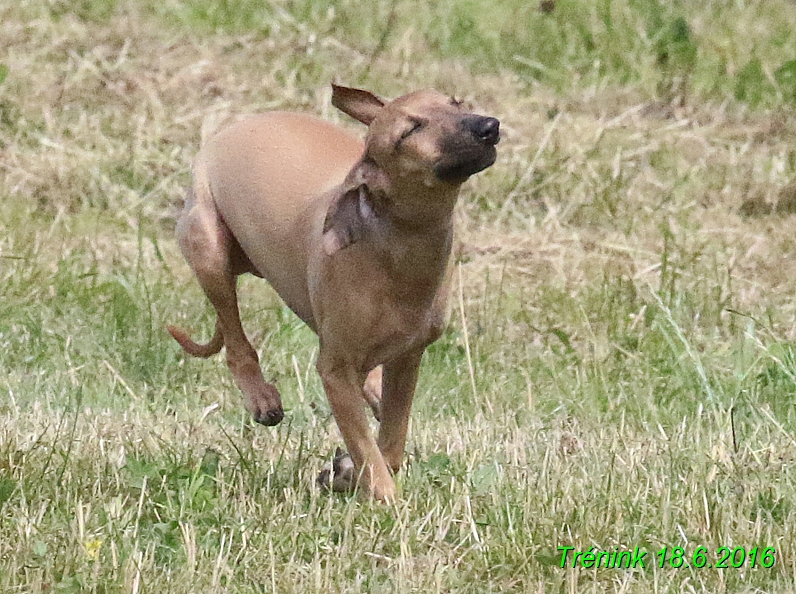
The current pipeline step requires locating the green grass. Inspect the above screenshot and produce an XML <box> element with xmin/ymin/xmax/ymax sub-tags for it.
<box><xmin>2</xmin><ymin>0</ymin><xmax>796</xmax><ymax>591</ymax></box>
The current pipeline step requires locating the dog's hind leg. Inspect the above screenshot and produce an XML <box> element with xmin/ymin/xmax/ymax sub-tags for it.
<box><xmin>171</xmin><ymin>186</ymin><xmax>284</xmax><ymax>426</ymax></box>
<box><xmin>362</xmin><ymin>366</ymin><xmax>383</xmax><ymax>420</ymax></box>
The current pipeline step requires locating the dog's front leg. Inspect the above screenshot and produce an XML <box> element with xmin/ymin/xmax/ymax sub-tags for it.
<box><xmin>317</xmin><ymin>359</ymin><xmax>395</xmax><ymax>502</ymax></box>
<box><xmin>377</xmin><ymin>350</ymin><xmax>423</xmax><ymax>474</ymax></box>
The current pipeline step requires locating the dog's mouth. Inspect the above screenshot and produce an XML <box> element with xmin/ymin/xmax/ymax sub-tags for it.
<box><xmin>433</xmin><ymin>115</ymin><xmax>500</xmax><ymax>183</ymax></box>
<box><xmin>434</xmin><ymin>148</ymin><xmax>497</xmax><ymax>182</ymax></box>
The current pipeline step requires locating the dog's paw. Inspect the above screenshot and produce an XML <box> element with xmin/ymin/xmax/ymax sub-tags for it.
<box><xmin>252</xmin><ymin>407</ymin><xmax>284</xmax><ymax>426</ymax></box>
<box><xmin>317</xmin><ymin>448</ymin><xmax>356</xmax><ymax>493</ymax></box>
<box><xmin>246</xmin><ymin>383</ymin><xmax>285</xmax><ymax>426</ymax></box>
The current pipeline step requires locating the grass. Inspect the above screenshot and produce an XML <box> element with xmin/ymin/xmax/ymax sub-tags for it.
<box><xmin>2</xmin><ymin>0</ymin><xmax>796</xmax><ymax>591</ymax></box>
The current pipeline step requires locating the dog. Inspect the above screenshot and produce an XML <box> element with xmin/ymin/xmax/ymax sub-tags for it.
<box><xmin>168</xmin><ymin>84</ymin><xmax>499</xmax><ymax>502</ymax></box>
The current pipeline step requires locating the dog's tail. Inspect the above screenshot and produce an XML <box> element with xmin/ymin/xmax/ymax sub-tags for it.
<box><xmin>167</xmin><ymin>320</ymin><xmax>224</xmax><ymax>358</ymax></box>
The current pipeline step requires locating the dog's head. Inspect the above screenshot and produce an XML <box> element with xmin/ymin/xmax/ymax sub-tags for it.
<box><xmin>331</xmin><ymin>85</ymin><xmax>499</xmax><ymax>186</ymax></box>
<box><xmin>323</xmin><ymin>85</ymin><xmax>500</xmax><ymax>255</ymax></box>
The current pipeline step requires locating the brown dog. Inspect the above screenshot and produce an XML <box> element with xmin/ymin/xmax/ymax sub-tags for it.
<box><xmin>168</xmin><ymin>85</ymin><xmax>499</xmax><ymax>501</ymax></box>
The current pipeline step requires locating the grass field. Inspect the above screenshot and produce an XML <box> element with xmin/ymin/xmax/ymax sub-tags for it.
<box><xmin>2</xmin><ymin>0</ymin><xmax>796</xmax><ymax>591</ymax></box>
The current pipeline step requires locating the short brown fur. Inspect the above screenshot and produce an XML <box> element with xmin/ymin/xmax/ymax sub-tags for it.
<box><xmin>169</xmin><ymin>85</ymin><xmax>499</xmax><ymax>501</ymax></box>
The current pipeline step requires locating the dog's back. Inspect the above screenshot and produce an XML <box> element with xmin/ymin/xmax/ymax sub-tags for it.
<box><xmin>194</xmin><ymin>112</ymin><xmax>364</xmax><ymax>322</ymax></box>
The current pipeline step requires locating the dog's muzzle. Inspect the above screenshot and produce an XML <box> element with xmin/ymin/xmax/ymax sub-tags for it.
<box><xmin>434</xmin><ymin>115</ymin><xmax>500</xmax><ymax>182</ymax></box>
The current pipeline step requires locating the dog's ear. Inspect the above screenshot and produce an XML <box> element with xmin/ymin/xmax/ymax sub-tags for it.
<box><xmin>331</xmin><ymin>84</ymin><xmax>384</xmax><ymax>126</ymax></box>
<box><xmin>322</xmin><ymin>186</ymin><xmax>372</xmax><ymax>255</ymax></box>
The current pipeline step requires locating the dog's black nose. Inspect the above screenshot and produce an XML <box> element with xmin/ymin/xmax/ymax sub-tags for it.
<box><xmin>468</xmin><ymin>116</ymin><xmax>500</xmax><ymax>146</ymax></box>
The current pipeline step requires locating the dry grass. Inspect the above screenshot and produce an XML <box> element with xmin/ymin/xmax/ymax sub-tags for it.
<box><xmin>2</xmin><ymin>1</ymin><xmax>796</xmax><ymax>592</ymax></box>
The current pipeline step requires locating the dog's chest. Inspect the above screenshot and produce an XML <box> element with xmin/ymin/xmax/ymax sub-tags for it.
<box><xmin>354</xmin><ymin>278</ymin><xmax>447</xmax><ymax>368</ymax></box>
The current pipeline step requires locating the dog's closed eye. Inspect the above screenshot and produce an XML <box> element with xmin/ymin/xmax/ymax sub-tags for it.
<box><xmin>399</xmin><ymin>118</ymin><xmax>425</xmax><ymax>141</ymax></box>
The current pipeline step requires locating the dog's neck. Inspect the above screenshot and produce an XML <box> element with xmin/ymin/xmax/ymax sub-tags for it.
<box><xmin>351</xmin><ymin>159</ymin><xmax>460</xmax><ymax>233</ymax></box>
<box><xmin>346</xmin><ymin>160</ymin><xmax>457</xmax><ymax>298</ymax></box>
